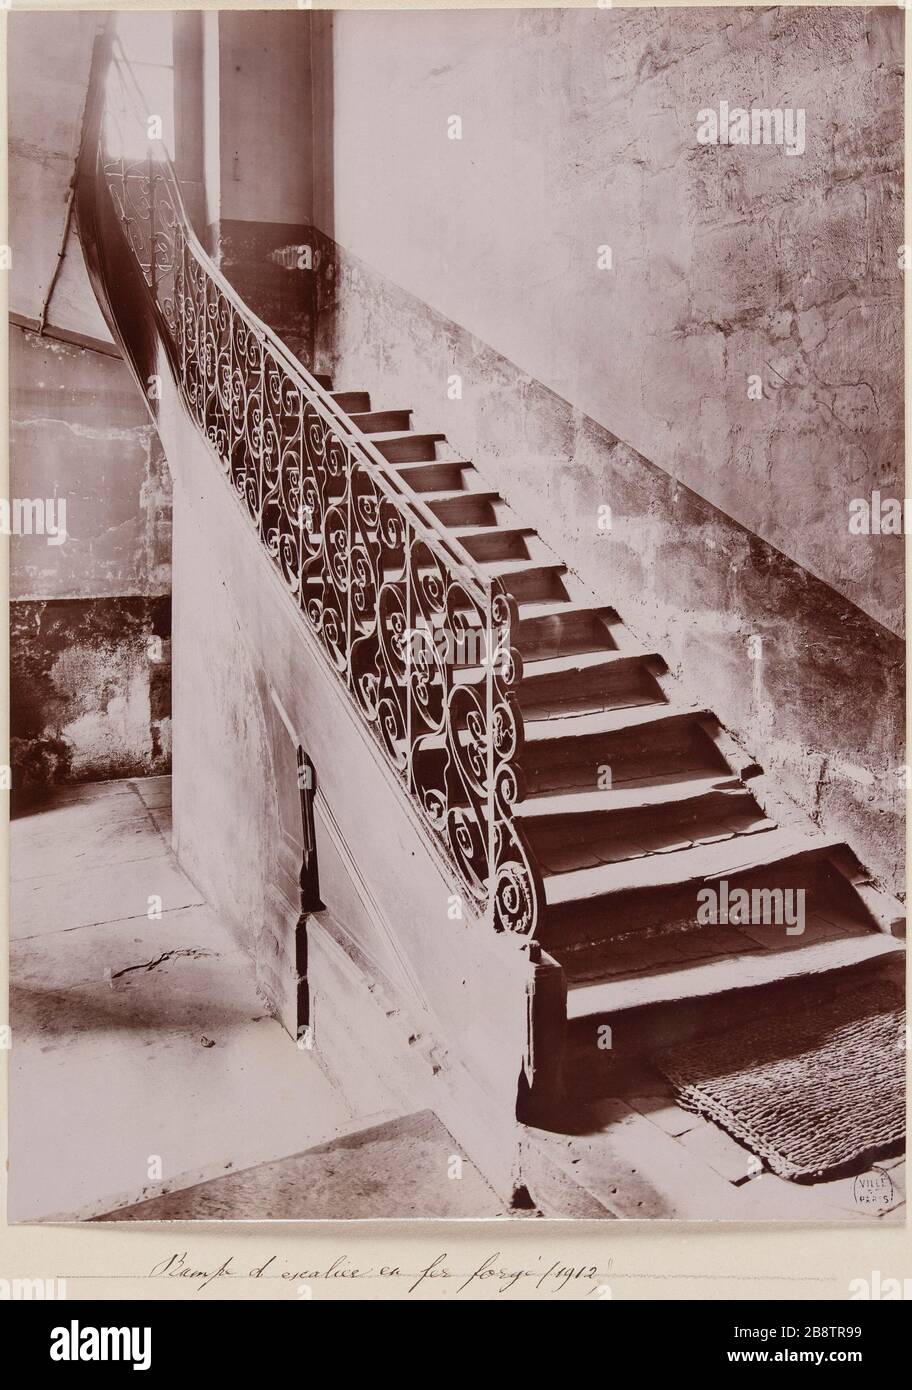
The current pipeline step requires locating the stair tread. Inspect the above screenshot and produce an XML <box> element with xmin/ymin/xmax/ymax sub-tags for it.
<box><xmin>544</xmin><ymin>826</ymin><xmax>843</xmax><ymax>907</ymax></box>
<box><xmin>389</xmin><ymin>464</ymin><xmax>472</xmax><ymax>475</ymax></box>
<box><xmin>520</xmin><ymin>649</ymin><xmax>655</xmax><ymax>680</ymax></box>
<box><xmin>524</xmin><ymin>701</ymin><xmax>704</xmax><ymax>743</ymax></box>
<box><xmin>454</xmin><ymin>648</ymin><xmax>654</xmax><ymax>684</ymax></box>
<box><xmin>330</xmin><ymin>391</ymin><xmax>371</xmax><ymax>412</ymax></box>
<box><xmin>565</xmin><ymin>931</ymin><xmax>903</xmax><ymax>1020</ymax></box>
<box><xmin>367</xmin><ymin>430</ymin><xmax>446</xmax><ymax>443</ymax></box>
<box><xmin>449</xmin><ymin>524</ymin><xmax>536</xmax><ymax>540</ymax></box>
<box><xmin>481</xmin><ymin>558</ymin><xmax>566</xmax><ymax>576</ymax></box>
<box><xmin>394</xmin><ymin>459</ymin><xmax>470</xmax><ymax>473</ymax></box>
<box><xmin>423</xmin><ymin>488</ymin><xmax>500</xmax><ymax>503</ymax></box>
<box><xmin>516</xmin><ymin>772</ymin><xmax>745</xmax><ymax>820</ymax></box>
<box><xmin>350</xmin><ymin>408</ymin><xmax>412</xmax><ymax>419</ymax></box>
<box><xmin>517</xmin><ymin>599</ymin><xmax>614</xmax><ymax>621</ymax></box>
<box><xmin>350</xmin><ymin>410</ymin><xmax>413</xmax><ymax>429</ymax></box>
<box><xmin>395</xmin><ymin>466</ymin><xmax>475</xmax><ymax>494</ymax></box>
<box><xmin>444</xmin><ymin>591</ymin><xmax>605</xmax><ymax>621</ymax></box>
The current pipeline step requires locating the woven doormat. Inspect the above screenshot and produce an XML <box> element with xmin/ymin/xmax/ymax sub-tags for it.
<box><xmin>657</xmin><ymin>980</ymin><xmax>905</xmax><ymax>1181</ymax></box>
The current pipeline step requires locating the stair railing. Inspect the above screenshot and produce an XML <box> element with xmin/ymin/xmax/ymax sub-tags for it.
<box><xmin>92</xmin><ymin>36</ymin><xmax>542</xmax><ymax>936</ymax></box>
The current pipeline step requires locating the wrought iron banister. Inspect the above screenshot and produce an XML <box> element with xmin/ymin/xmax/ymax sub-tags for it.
<box><xmin>86</xmin><ymin>33</ymin><xmax>542</xmax><ymax>936</ymax></box>
<box><xmin>103</xmin><ymin>36</ymin><xmax>488</xmax><ymax>593</ymax></box>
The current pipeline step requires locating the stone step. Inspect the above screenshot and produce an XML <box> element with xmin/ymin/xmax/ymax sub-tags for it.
<box><xmin>543</xmin><ymin>836</ymin><xmax>863</xmax><ymax>954</ymax></box>
<box><xmin>350</xmin><ymin>408</ymin><xmax>413</xmax><ymax>433</ymax></box>
<box><xmin>523</xmin><ymin>701</ymin><xmax>706</xmax><ymax>745</ymax></box>
<box><xmin>422</xmin><ymin>490</ymin><xmax>504</xmax><ymax>528</ymax></box>
<box><xmin>522</xmin><ymin>648</ymin><xmax>655</xmax><ymax>680</ymax></box>
<box><xmin>518</xmin><ymin>651</ymin><xmax>664</xmax><ymax>717</ymax></box>
<box><xmin>449</xmin><ymin>525</ymin><xmax>537</xmax><ymax>561</ymax></box>
<box><xmin>522</xmin><ymin>1098</ymin><xmax>753</xmax><ymax>1219</ymax></box>
<box><xmin>480</xmin><ymin>558</ymin><xmax>569</xmax><ymax>602</ymax></box>
<box><xmin>404</xmin><ymin>556</ymin><xmax>569</xmax><ymax>604</ymax></box>
<box><xmin>514</xmin><ymin>602</ymin><xmax>619</xmax><ymax>659</ymax></box>
<box><xmin>331</xmin><ymin>390</ymin><xmax>371</xmax><ymax>413</ymax></box>
<box><xmin>393</xmin><ymin>459</ymin><xmax>475</xmax><ymax>493</ymax></box>
<box><xmin>370</xmin><ymin>431</ymin><xmax>447</xmax><ymax>464</ymax></box>
<box><xmin>522</xmin><ymin>781</ymin><xmax>758</xmax><ymax>854</ymax></box>
<box><xmin>452</xmin><ymin>646</ymin><xmax>657</xmax><ymax>690</ymax></box>
<box><xmin>565</xmin><ymin>925</ymin><xmax>902</xmax><ymax>1022</ymax></box>
<box><xmin>562</xmin><ymin>930</ymin><xmax>904</xmax><ymax>1081</ymax></box>
<box><xmin>516</xmin><ymin>770</ymin><xmax>747</xmax><ymax>824</ymax></box>
<box><xmin>522</xmin><ymin>705</ymin><xmax>730</xmax><ymax>797</ymax></box>
<box><xmin>544</xmin><ymin>825</ymin><xmax>842</xmax><ymax>910</ymax></box>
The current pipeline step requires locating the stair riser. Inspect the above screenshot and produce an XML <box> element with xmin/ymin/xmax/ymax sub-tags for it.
<box><xmin>516</xmin><ymin>612</ymin><xmax>617</xmax><ymax>659</ymax></box>
<box><xmin>525</xmin><ymin>786</ymin><xmax>758</xmax><ymax>846</ymax></box>
<box><xmin>563</xmin><ymin>954</ymin><xmax>902</xmax><ymax>1093</ymax></box>
<box><xmin>524</xmin><ymin>721</ymin><xmax>726</xmax><ymax>794</ymax></box>
<box><xmin>415</xmin><ymin>716</ymin><xmax>727</xmax><ymax>810</ymax></box>
<box><xmin>428</xmin><ymin>496</ymin><xmax>499</xmax><ymax>528</ymax></box>
<box><xmin>520</xmin><ymin>663</ymin><xmax>663</xmax><ymax>713</ymax></box>
<box><xmin>460</xmin><ymin>531</ymin><xmax>532</xmax><ymax>562</ymax></box>
<box><xmin>493</xmin><ymin>568</ymin><xmax>569</xmax><ymax>603</ymax></box>
<box><xmin>544</xmin><ymin>856</ymin><xmax>850</xmax><ymax>951</ymax></box>
<box><xmin>332</xmin><ymin>391</ymin><xmax>371</xmax><ymax>413</ymax></box>
<box><xmin>437</xmin><ymin>568</ymin><xmax>570</xmax><ymax>606</ymax></box>
<box><xmin>376</xmin><ymin>436</ymin><xmax>443</xmax><ymax>464</ymax></box>
<box><xmin>396</xmin><ymin>462</ymin><xmax>470</xmax><ymax>492</ymax></box>
<box><xmin>351</xmin><ymin>410</ymin><xmax>412</xmax><ymax>433</ymax></box>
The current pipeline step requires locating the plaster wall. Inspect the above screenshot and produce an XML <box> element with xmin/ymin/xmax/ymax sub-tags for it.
<box><xmin>9</xmin><ymin>329</ymin><xmax>173</xmax><ymax>791</ymax></box>
<box><xmin>8</xmin><ymin>11</ymin><xmax>111</xmax><ymax>342</ymax></box>
<box><xmin>327</xmin><ymin>6</ymin><xmax>904</xmax><ymax>633</ymax></box>
<box><xmin>8</xmin><ymin>13</ymin><xmax>174</xmax><ymax>792</ymax></box>
<box><xmin>319</xmin><ymin>6</ymin><xmax>905</xmax><ymax>894</ymax></box>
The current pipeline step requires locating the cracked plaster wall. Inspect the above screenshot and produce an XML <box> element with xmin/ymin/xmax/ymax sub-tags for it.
<box><xmin>9</xmin><ymin>329</ymin><xmax>173</xmax><ymax>790</ymax></box>
<box><xmin>321</xmin><ymin>6</ymin><xmax>904</xmax><ymax>893</ymax></box>
<box><xmin>8</xmin><ymin>11</ymin><xmax>174</xmax><ymax>792</ymax></box>
<box><xmin>328</xmin><ymin>6</ymin><xmax>903</xmax><ymax>634</ymax></box>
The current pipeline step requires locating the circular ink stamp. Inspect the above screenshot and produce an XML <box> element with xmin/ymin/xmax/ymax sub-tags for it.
<box><xmin>853</xmin><ymin>1166</ymin><xmax>895</xmax><ymax>1213</ymax></box>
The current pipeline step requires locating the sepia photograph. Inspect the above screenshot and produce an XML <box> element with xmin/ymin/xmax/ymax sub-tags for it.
<box><xmin>3</xmin><ymin>1</ymin><xmax>906</xmax><ymax>1245</ymax></box>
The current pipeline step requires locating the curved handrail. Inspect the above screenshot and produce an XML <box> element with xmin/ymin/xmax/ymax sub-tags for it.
<box><xmin>79</xmin><ymin>29</ymin><xmax>542</xmax><ymax>937</ymax></box>
<box><xmin>107</xmin><ymin>35</ymin><xmax>490</xmax><ymax>600</ymax></box>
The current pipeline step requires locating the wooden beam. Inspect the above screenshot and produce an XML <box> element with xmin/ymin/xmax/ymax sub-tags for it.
<box><xmin>10</xmin><ymin>313</ymin><xmax>121</xmax><ymax>360</ymax></box>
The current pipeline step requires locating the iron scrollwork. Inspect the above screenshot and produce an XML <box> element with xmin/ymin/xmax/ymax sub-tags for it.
<box><xmin>100</xmin><ymin>50</ymin><xmax>541</xmax><ymax>936</ymax></box>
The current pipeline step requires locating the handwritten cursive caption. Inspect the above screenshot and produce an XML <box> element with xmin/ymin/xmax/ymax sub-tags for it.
<box><xmin>149</xmin><ymin>1251</ymin><xmax>613</xmax><ymax>1298</ymax></box>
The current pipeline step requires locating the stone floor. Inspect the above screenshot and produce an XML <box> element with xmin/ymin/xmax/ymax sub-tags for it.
<box><xmin>8</xmin><ymin>777</ymin><xmax>503</xmax><ymax>1221</ymax></box>
<box><xmin>527</xmin><ymin>1059</ymin><xmax>905</xmax><ymax>1221</ymax></box>
<box><xmin>9</xmin><ymin>775</ymin><xmax>901</xmax><ymax>1223</ymax></box>
<box><xmin>97</xmin><ymin>1109</ymin><xmax>507</xmax><ymax>1220</ymax></box>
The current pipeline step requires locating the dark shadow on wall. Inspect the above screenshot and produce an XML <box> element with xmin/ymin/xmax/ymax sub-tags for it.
<box><xmin>10</xmin><ymin>595</ymin><xmax>172</xmax><ymax>798</ymax></box>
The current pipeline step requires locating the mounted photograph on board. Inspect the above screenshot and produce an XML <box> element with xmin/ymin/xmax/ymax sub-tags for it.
<box><xmin>4</xmin><ymin>6</ymin><xmax>905</xmax><ymax>1226</ymax></box>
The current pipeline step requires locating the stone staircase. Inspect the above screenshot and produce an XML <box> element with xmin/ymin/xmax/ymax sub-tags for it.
<box><xmin>323</xmin><ymin>379</ymin><xmax>905</xmax><ymax>1105</ymax></box>
<box><xmin>77</xmin><ymin>32</ymin><xmax>905</xmax><ymax>1214</ymax></box>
